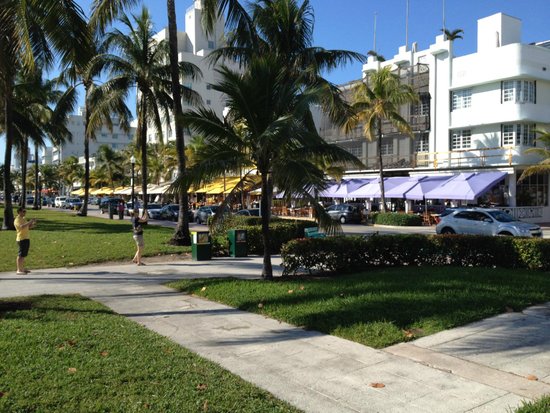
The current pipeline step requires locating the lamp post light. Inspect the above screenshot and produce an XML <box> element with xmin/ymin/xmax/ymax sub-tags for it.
<box><xmin>130</xmin><ymin>155</ymin><xmax>136</xmax><ymax>213</ymax></box>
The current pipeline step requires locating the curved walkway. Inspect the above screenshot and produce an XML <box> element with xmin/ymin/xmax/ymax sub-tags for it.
<box><xmin>1</xmin><ymin>257</ymin><xmax>549</xmax><ymax>413</ymax></box>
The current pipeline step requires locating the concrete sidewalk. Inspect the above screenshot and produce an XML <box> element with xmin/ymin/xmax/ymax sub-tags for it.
<box><xmin>1</xmin><ymin>257</ymin><xmax>549</xmax><ymax>413</ymax></box>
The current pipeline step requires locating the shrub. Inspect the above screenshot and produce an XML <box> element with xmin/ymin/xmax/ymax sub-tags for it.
<box><xmin>371</xmin><ymin>212</ymin><xmax>423</xmax><ymax>226</ymax></box>
<box><xmin>281</xmin><ymin>234</ymin><xmax>550</xmax><ymax>275</ymax></box>
<box><xmin>210</xmin><ymin>217</ymin><xmax>317</xmax><ymax>256</ymax></box>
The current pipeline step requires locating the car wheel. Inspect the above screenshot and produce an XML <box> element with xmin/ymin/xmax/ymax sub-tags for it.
<box><xmin>498</xmin><ymin>231</ymin><xmax>513</xmax><ymax>236</ymax></box>
<box><xmin>339</xmin><ymin>216</ymin><xmax>346</xmax><ymax>224</ymax></box>
<box><xmin>441</xmin><ymin>227</ymin><xmax>455</xmax><ymax>234</ymax></box>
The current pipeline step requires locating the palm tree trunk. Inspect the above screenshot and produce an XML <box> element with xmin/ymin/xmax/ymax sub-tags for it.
<box><xmin>34</xmin><ymin>144</ymin><xmax>40</xmax><ymax>209</ymax></box>
<box><xmin>20</xmin><ymin>139</ymin><xmax>28</xmax><ymax>208</ymax></box>
<box><xmin>138</xmin><ymin>96</ymin><xmax>148</xmax><ymax>209</ymax></box>
<box><xmin>81</xmin><ymin>85</ymin><xmax>91</xmax><ymax>217</ymax></box>
<box><xmin>167</xmin><ymin>0</ymin><xmax>192</xmax><ymax>246</ymax></box>
<box><xmin>377</xmin><ymin>117</ymin><xmax>387</xmax><ymax>213</ymax></box>
<box><xmin>1</xmin><ymin>58</ymin><xmax>15</xmax><ymax>230</ymax></box>
<box><xmin>260</xmin><ymin>172</ymin><xmax>273</xmax><ymax>280</ymax></box>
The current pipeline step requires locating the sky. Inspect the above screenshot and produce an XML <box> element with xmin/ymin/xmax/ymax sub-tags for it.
<box><xmin>2</xmin><ymin>0</ymin><xmax>550</xmax><ymax>163</ymax></box>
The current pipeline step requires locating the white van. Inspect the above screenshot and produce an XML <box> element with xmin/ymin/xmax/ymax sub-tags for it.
<box><xmin>54</xmin><ymin>196</ymin><xmax>67</xmax><ymax>208</ymax></box>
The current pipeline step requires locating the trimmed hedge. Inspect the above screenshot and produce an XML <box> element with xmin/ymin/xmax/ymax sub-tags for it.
<box><xmin>281</xmin><ymin>234</ymin><xmax>550</xmax><ymax>275</ymax></box>
<box><xmin>210</xmin><ymin>216</ymin><xmax>317</xmax><ymax>256</ymax></box>
<box><xmin>370</xmin><ymin>212</ymin><xmax>423</xmax><ymax>226</ymax></box>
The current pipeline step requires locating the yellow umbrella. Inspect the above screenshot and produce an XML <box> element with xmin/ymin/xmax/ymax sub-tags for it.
<box><xmin>71</xmin><ymin>188</ymin><xmax>85</xmax><ymax>196</ymax></box>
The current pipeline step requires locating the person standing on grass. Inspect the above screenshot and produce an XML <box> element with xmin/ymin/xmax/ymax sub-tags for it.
<box><xmin>14</xmin><ymin>207</ymin><xmax>36</xmax><ymax>275</ymax></box>
<box><xmin>132</xmin><ymin>209</ymin><xmax>148</xmax><ymax>266</ymax></box>
<box><xmin>118</xmin><ymin>200</ymin><xmax>125</xmax><ymax>220</ymax></box>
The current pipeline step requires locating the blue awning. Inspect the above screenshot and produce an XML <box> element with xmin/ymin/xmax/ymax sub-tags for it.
<box><xmin>385</xmin><ymin>175</ymin><xmax>452</xmax><ymax>200</ymax></box>
<box><xmin>348</xmin><ymin>177</ymin><xmax>410</xmax><ymax>198</ymax></box>
<box><xmin>319</xmin><ymin>178</ymin><xmax>373</xmax><ymax>198</ymax></box>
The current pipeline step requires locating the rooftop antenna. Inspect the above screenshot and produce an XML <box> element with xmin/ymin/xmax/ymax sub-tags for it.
<box><xmin>442</xmin><ymin>0</ymin><xmax>446</xmax><ymax>32</ymax></box>
<box><xmin>405</xmin><ymin>0</ymin><xmax>409</xmax><ymax>49</ymax></box>
<box><xmin>373</xmin><ymin>12</ymin><xmax>378</xmax><ymax>53</ymax></box>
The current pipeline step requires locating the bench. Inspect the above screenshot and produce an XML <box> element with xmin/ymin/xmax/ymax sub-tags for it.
<box><xmin>304</xmin><ymin>227</ymin><xmax>326</xmax><ymax>238</ymax></box>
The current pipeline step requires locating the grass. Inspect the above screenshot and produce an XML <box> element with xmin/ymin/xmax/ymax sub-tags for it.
<box><xmin>0</xmin><ymin>208</ymin><xmax>190</xmax><ymax>272</ymax></box>
<box><xmin>167</xmin><ymin>267</ymin><xmax>550</xmax><ymax>348</ymax></box>
<box><xmin>514</xmin><ymin>395</ymin><xmax>550</xmax><ymax>413</ymax></box>
<box><xmin>0</xmin><ymin>295</ymin><xmax>300</xmax><ymax>413</ymax></box>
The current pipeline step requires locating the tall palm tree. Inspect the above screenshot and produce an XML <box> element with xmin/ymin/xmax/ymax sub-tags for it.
<box><xmin>97</xmin><ymin>6</ymin><xmax>201</xmax><ymax>210</ymax></box>
<box><xmin>0</xmin><ymin>0</ymin><xmax>90</xmax><ymax>229</ymax></box>
<box><xmin>346</xmin><ymin>66</ymin><xmax>418</xmax><ymax>212</ymax></box>
<box><xmin>183</xmin><ymin>57</ymin><xmax>362</xmax><ymax>279</ymax></box>
<box><xmin>60</xmin><ymin>28</ymin><xmax>131</xmax><ymax>217</ymax></box>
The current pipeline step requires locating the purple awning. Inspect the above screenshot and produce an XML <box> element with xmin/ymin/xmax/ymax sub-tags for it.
<box><xmin>385</xmin><ymin>175</ymin><xmax>452</xmax><ymax>200</ymax></box>
<box><xmin>319</xmin><ymin>178</ymin><xmax>373</xmax><ymax>198</ymax></box>
<box><xmin>348</xmin><ymin>177</ymin><xmax>410</xmax><ymax>198</ymax></box>
<box><xmin>424</xmin><ymin>171</ymin><xmax>507</xmax><ymax>201</ymax></box>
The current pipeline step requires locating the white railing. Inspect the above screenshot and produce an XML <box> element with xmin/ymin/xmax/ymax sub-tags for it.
<box><xmin>495</xmin><ymin>206</ymin><xmax>543</xmax><ymax>219</ymax></box>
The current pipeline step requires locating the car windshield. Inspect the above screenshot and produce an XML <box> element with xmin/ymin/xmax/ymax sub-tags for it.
<box><xmin>487</xmin><ymin>210</ymin><xmax>516</xmax><ymax>222</ymax></box>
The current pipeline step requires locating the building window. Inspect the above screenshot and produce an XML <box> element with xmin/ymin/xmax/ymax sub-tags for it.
<box><xmin>501</xmin><ymin>123</ymin><xmax>536</xmax><ymax>147</ymax></box>
<box><xmin>208</xmin><ymin>40</ymin><xmax>215</xmax><ymax>49</ymax></box>
<box><xmin>380</xmin><ymin>142</ymin><xmax>394</xmax><ymax>156</ymax></box>
<box><xmin>516</xmin><ymin>173</ymin><xmax>548</xmax><ymax>207</ymax></box>
<box><xmin>502</xmin><ymin>80</ymin><xmax>536</xmax><ymax>103</ymax></box>
<box><xmin>206</xmin><ymin>99</ymin><xmax>211</xmax><ymax>105</ymax></box>
<box><xmin>112</xmin><ymin>144</ymin><xmax>118</xmax><ymax>149</ymax></box>
<box><xmin>451</xmin><ymin>89</ymin><xmax>472</xmax><ymax>110</ymax></box>
<box><xmin>206</xmin><ymin>84</ymin><xmax>212</xmax><ymax>90</ymax></box>
<box><xmin>346</xmin><ymin>145</ymin><xmax>362</xmax><ymax>157</ymax></box>
<box><xmin>415</xmin><ymin>134</ymin><xmax>429</xmax><ymax>152</ymax></box>
<box><xmin>451</xmin><ymin>129</ymin><xmax>471</xmax><ymax>150</ymax></box>
<box><xmin>112</xmin><ymin>134</ymin><xmax>118</xmax><ymax>139</ymax></box>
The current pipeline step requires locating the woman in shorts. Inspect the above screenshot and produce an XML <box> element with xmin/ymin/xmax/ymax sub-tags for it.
<box><xmin>132</xmin><ymin>209</ymin><xmax>148</xmax><ymax>266</ymax></box>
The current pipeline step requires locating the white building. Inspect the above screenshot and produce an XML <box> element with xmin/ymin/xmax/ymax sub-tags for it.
<box><xmin>150</xmin><ymin>0</ymin><xmax>226</xmax><ymax>145</ymax></box>
<box><xmin>50</xmin><ymin>107</ymin><xmax>135</xmax><ymax>164</ymax></box>
<box><xmin>319</xmin><ymin>13</ymin><xmax>550</xmax><ymax>222</ymax></box>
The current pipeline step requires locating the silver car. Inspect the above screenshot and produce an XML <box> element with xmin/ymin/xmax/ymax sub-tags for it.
<box><xmin>436</xmin><ymin>208</ymin><xmax>542</xmax><ymax>237</ymax></box>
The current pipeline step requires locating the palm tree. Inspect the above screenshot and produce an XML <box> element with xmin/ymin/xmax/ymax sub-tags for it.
<box><xmin>0</xmin><ymin>0</ymin><xmax>90</xmax><ymax>229</ymax></box>
<box><xmin>183</xmin><ymin>57</ymin><xmax>362</xmax><ymax>279</ymax></box>
<box><xmin>519</xmin><ymin>129</ymin><xmax>550</xmax><ymax>181</ymax></box>
<box><xmin>441</xmin><ymin>28</ymin><xmax>464</xmax><ymax>41</ymax></box>
<box><xmin>95</xmin><ymin>144</ymin><xmax>125</xmax><ymax>190</ymax></box>
<box><xmin>346</xmin><ymin>66</ymin><xmax>418</xmax><ymax>212</ymax></box>
<box><xmin>148</xmin><ymin>142</ymin><xmax>177</xmax><ymax>185</ymax></box>
<box><xmin>97</xmin><ymin>6</ymin><xmax>201</xmax><ymax>210</ymax></box>
<box><xmin>59</xmin><ymin>156</ymin><xmax>84</xmax><ymax>193</ymax></box>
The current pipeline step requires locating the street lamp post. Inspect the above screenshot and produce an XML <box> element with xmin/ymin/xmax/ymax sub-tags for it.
<box><xmin>38</xmin><ymin>171</ymin><xmax>42</xmax><ymax>210</ymax></box>
<box><xmin>130</xmin><ymin>155</ymin><xmax>136</xmax><ymax>213</ymax></box>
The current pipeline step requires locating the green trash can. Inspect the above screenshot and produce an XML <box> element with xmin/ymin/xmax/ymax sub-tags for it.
<box><xmin>191</xmin><ymin>231</ymin><xmax>211</xmax><ymax>261</ymax></box>
<box><xmin>228</xmin><ymin>229</ymin><xmax>247</xmax><ymax>257</ymax></box>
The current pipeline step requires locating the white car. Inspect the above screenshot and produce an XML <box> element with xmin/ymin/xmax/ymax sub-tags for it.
<box><xmin>436</xmin><ymin>208</ymin><xmax>542</xmax><ymax>237</ymax></box>
<box><xmin>54</xmin><ymin>196</ymin><xmax>67</xmax><ymax>208</ymax></box>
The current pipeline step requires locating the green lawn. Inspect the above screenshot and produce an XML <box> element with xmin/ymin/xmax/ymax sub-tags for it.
<box><xmin>168</xmin><ymin>267</ymin><xmax>550</xmax><ymax>348</ymax></box>
<box><xmin>0</xmin><ymin>295</ymin><xmax>300</xmax><ymax>413</ymax></box>
<box><xmin>0</xmin><ymin>208</ymin><xmax>189</xmax><ymax>272</ymax></box>
<box><xmin>514</xmin><ymin>395</ymin><xmax>550</xmax><ymax>413</ymax></box>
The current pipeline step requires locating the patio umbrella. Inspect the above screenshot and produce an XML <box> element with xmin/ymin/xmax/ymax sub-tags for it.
<box><xmin>424</xmin><ymin>171</ymin><xmax>507</xmax><ymax>201</ymax></box>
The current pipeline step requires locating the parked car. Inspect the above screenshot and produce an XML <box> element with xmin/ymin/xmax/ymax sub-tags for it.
<box><xmin>139</xmin><ymin>203</ymin><xmax>163</xmax><ymax>219</ymax></box>
<box><xmin>436</xmin><ymin>208</ymin><xmax>543</xmax><ymax>237</ymax></box>
<box><xmin>54</xmin><ymin>196</ymin><xmax>67</xmax><ymax>208</ymax></box>
<box><xmin>125</xmin><ymin>201</ymin><xmax>140</xmax><ymax>216</ymax></box>
<box><xmin>26</xmin><ymin>196</ymin><xmax>34</xmax><ymax>205</ymax></box>
<box><xmin>99</xmin><ymin>197</ymin><xmax>123</xmax><ymax>214</ymax></box>
<box><xmin>64</xmin><ymin>197</ymin><xmax>83</xmax><ymax>210</ymax></box>
<box><xmin>235</xmin><ymin>208</ymin><xmax>260</xmax><ymax>216</ymax></box>
<box><xmin>194</xmin><ymin>205</ymin><xmax>222</xmax><ymax>224</ymax></box>
<box><xmin>325</xmin><ymin>203</ymin><xmax>365</xmax><ymax>224</ymax></box>
<box><xmin>88</xmin><ymin>196</ymin><xmax>100</xmax><ymax>205</ymax></box>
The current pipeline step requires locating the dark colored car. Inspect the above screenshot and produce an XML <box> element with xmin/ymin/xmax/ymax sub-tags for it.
<box><xmin>158</xmin><ymin>204</ymin><xmax>194</xmax><ymax>221</ymax></box>
<box><xmin>194</xmin><ymin>205</ymin><xmax>221</xmax><ymax>224</ymax></box>
<box><xmin>235</xmin><ymin>208</ymin><xmax>260</xmax><ymax>216</ymax></box>
<box><xmin>141</xmin><ymin>203</ymin><xmax>163</xmax><ymax>219</ymax></box>
<box><xmin>64</xmin><ymin>197</ymin><xmax>83</xmax><ymax>210</ymax></box>
<box><xmin>99</xmin><ymin>197</ymin><xmax>123</xmax><ymax>214</ymax></box>
<box><xmin>325</xmin><ymin>203</ymin><xmax>365</xmax><ymax>224</ymax></box>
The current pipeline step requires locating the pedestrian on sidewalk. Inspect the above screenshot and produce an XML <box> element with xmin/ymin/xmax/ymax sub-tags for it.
<box><xmin>14</xmin><ymin>207</ymin><xmax>36</xmax><ymax>275</ymax></box>
<box><xmin>117</xmin><ymin>200</ymin><xmax>125</xmax><ymax>220</ymax></box>
<box><xmin>131</xmin><ymin>209</ymin><xmax>148</xmax><ymax>266</ymax></box>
